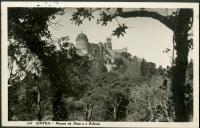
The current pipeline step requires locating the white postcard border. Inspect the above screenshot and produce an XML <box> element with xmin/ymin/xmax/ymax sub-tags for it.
<box><xmin>1</xmin><ymin>1</ymin><xmax>199</xmax><ymax>127</ymax></box>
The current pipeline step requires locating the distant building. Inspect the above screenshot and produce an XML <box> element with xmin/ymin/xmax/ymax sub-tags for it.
<box><xmin>76</xmin><ymin>32</ymin><xmax>127</xmax><ymax>58</ymax></box>
<box><xmin>76</xmin><ymin>32</ymin><xmax>127</xmax><ymax>71</ymax></box>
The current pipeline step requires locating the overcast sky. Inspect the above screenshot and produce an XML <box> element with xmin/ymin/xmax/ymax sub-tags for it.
<box><xmin>49</xmin><ymin>8</ymin><xmax>175</xmax><ymax>68</ymax></box>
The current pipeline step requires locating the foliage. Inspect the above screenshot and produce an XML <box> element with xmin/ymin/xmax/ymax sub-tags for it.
<box><xmin>126</xmin><ymin>75</ymin><xmax>174</xmax><ymax>122</ymax></box>
<box><xmin>90</xmin><ymin>56</ymin><xmax>107</xmax><ymax>75</ymax></box>
<box><xmin>8</xmin><ymin>39</ymin><xmax>42</xmax><ymax>85</ymax></box>
<box><xmin>71</xmin><ymin>8</ymin><xmax>129</xmax><ymax>38</ymax></box>
<box><xmin>8</xmin><ymin>8</ymin><xmax>63</xmax><ymax>41</ymax></box>
<box><xmin>184</xmin><ymin>60</ymin><xmax>193</xmax><ymax>120</ymax></box>
<box><xmin>71</xmin><ymin>8</ymin><xmax>194</xmax><ymax>121</ymax></box>
<box><xmin>71</xmin><ymin>8</ymin><xmax>94</xmax><ymax>26</ymax></box>
<box><xmin>8</xmin><ymin>73</ymin><xmax>52</xmax><ymax>120</ymax></box>
<box><xmin>170</xmin><ymin>9</ymin><xmax>193</xmax><ymax>121</ymax></box>
<box><xmin>8</xmin><ymin>7</ymin><xmax>92</xmax><ymax>120</ymax></box>
<box><xmin>120</xmin><ymin>52</ymin><xmax>131</xmax><ymax>60</ymax></box>
<box><xmin>82</xmin><ymin>72</ymin><xmax>130</xmax><ymax>121</ymax></box>
<box><xmin>113</xmin><ymin>58</ymin><xmax>126</xmax><ymax>71</ymax></box>
<box><xmin>8</xmin><ymin>36</ymin><xmax>91</xmax><ymax>121</ymax></box>
<box><xmin>124</xmin><ymin>56</ymin><xmax>141</xmax><ymax>78</ymax></box>
<box><xmin>112</xmin><ymin>24</ymin><xmax>128</xmax><ymax>38</ymax></box>
<box><xmin>141</xmin><ymin>59</ymin><xmax>157</xmax><ymax>77</ymax></box>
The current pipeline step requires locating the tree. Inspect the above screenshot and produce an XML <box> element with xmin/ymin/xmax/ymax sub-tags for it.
<box><xmin>8</xmin><ymin>72</ymin><xmax>50</xmax><ymax>121</ymax></box>
<box><xmin>8</xmin><ymin>7</ymin><xmax>91</xmax><ymax>120</ymax></box>
<box><xmin>113</xmin><ymin>58</ymin><xmax>125</xmax><ymax>70</ymax></box>
<box><xmin>140</xmin><ymin>59</ymin><xmax>156</xmax><ymax>77</ymax></box>
<box><xmin>8</xmin><ymin>38</ymin><xmax>43</xmax><ymax>120</ymax></box>
<box><xmin>104</xmin><ymin>86</ymin><xmax>129</xmax><ymax>121</ymax></box>
<box><xmin>184</xmin><ymin>60</ymin><xmax>193</xmax><ymax>120</ymax></box>
<box><xmin>140</xmin><ymin>58</ymin><xmax>147</xmax><ymax>77</ymax></box>
<box><xmin>8</xmin><ymin>8</ymin><xmax>63</xmax><ymax>120</ymax></box>
<box><xmin>8</xmin><ymin>39</ymin><xmax>42</xmax><ymax>85</ymax></box>
<box><xmin>90</xmin><ymin>56</ymin><xmax>107</xmax><ymax>75</ymax></box>
<box><xmin>123</xmin><ymin>55</ymin><xmax>141</xmax><ymax>78</ymax></box>
<box><xmin>85</xmin><ymin>72</ymin><xmax>130</xmax><ymax>121</ymax></box>
<box><xmin>71</xmin><ymin>8</ymin><xmax>193</xmax><ymax>121</ymax></box>
<box><xmin>126</xmin><ymin>75</ymin><xmax>174</xmax><ymax>122</ymax></box>
<box><xmin>120</xmin><ymin>52</ymin><xmax>131</xmax><ymax>60</ymax></box>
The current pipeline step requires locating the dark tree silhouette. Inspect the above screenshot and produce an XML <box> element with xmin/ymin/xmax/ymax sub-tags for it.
<box><xmin>8</xmin><ymin>8</ymin><xmax>90</xmax><ymax>120</ymax></box>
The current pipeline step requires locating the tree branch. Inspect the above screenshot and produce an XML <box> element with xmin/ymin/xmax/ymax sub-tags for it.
<box><xmin>116</xmin><ymin>10</ymin><xmax>175</xmax><ymax>31</ymax></box>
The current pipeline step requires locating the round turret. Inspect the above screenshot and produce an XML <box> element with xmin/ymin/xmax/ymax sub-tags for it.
<box><xmin>76</xmin><ymin>32</ymin><xmax>89</xmax><ymax>54</ymax></box>
<box><xmin>76</xmin><ymin>32</ymin><xmax>88</xmax><ymax>42</ymax></box>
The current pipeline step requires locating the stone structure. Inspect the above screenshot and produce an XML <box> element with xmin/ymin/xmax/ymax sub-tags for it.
<box><xmin>76</xmin><ymin>32</ymin><xmax>127</xmax><ymax>71</ymax></box>
<box><xmin>76</xmin><ymin>32</ymin><xmax>127</xmax><ymax>58</ymax></box>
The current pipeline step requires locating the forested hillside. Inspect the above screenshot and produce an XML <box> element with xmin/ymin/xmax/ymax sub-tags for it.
<box><xmin>8</xmin><ymin>40</ymin><xmax>193</xmax><ymax>121</ymax></box>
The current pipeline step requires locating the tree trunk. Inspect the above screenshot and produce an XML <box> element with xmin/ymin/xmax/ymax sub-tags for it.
<box><xmin>81</xmin><ymin>104</ymin><xmax>93</xmax><ymax>121</ymax></box>
<box><xmin>37</xmin><ymin>80</ymin><xmax>42</xmax><ymax>121</ymax></box>
<box><xmin>51</xmin><ymin>81</ymin><xmax>67</xmax><ymax>121</ymax></box>
<box><xmin>113</xmin><ymin>107</ymin><xmax>117</xmax><ymax>121</ymax></box>
<box><xmin>172</xmin><ymin>9</ymin><xmax>193</xmax><ymax>122</ymax></box>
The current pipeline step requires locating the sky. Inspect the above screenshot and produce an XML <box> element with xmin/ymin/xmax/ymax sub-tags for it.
<box><xmin>49</xmin><ymin>8</ymin><xmax>175</xmax><ymax>68</ymax></box>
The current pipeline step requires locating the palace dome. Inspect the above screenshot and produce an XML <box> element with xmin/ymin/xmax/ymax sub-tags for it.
<box><xmin>76</xmin><ymin>32</ymin><xmax>88</xmax><ymax>42</ymax></box>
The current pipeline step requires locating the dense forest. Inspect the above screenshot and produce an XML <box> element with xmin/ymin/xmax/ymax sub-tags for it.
<box><xmin>7</xmin><ymin>8</ymin><xmax>193</xmax><ymax>121</ymax></box>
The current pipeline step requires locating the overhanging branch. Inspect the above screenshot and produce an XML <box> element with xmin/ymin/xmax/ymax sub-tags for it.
<box><xmin>116</xmin><ymin>10</ymin><xmax>175</xmax><ymax>31</ymax></box>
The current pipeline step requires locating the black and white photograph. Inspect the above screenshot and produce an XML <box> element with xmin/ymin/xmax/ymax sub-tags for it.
<box><xmin>1</xmin><ymin>2</ymin><xmax>199</xmax><ymax>127</ymax></box>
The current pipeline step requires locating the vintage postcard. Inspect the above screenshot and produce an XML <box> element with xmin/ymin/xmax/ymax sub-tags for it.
<box><xmin>1</xmin><ymin>1</ymin><xmax>199</xmax><ymax>127</ymax></box>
